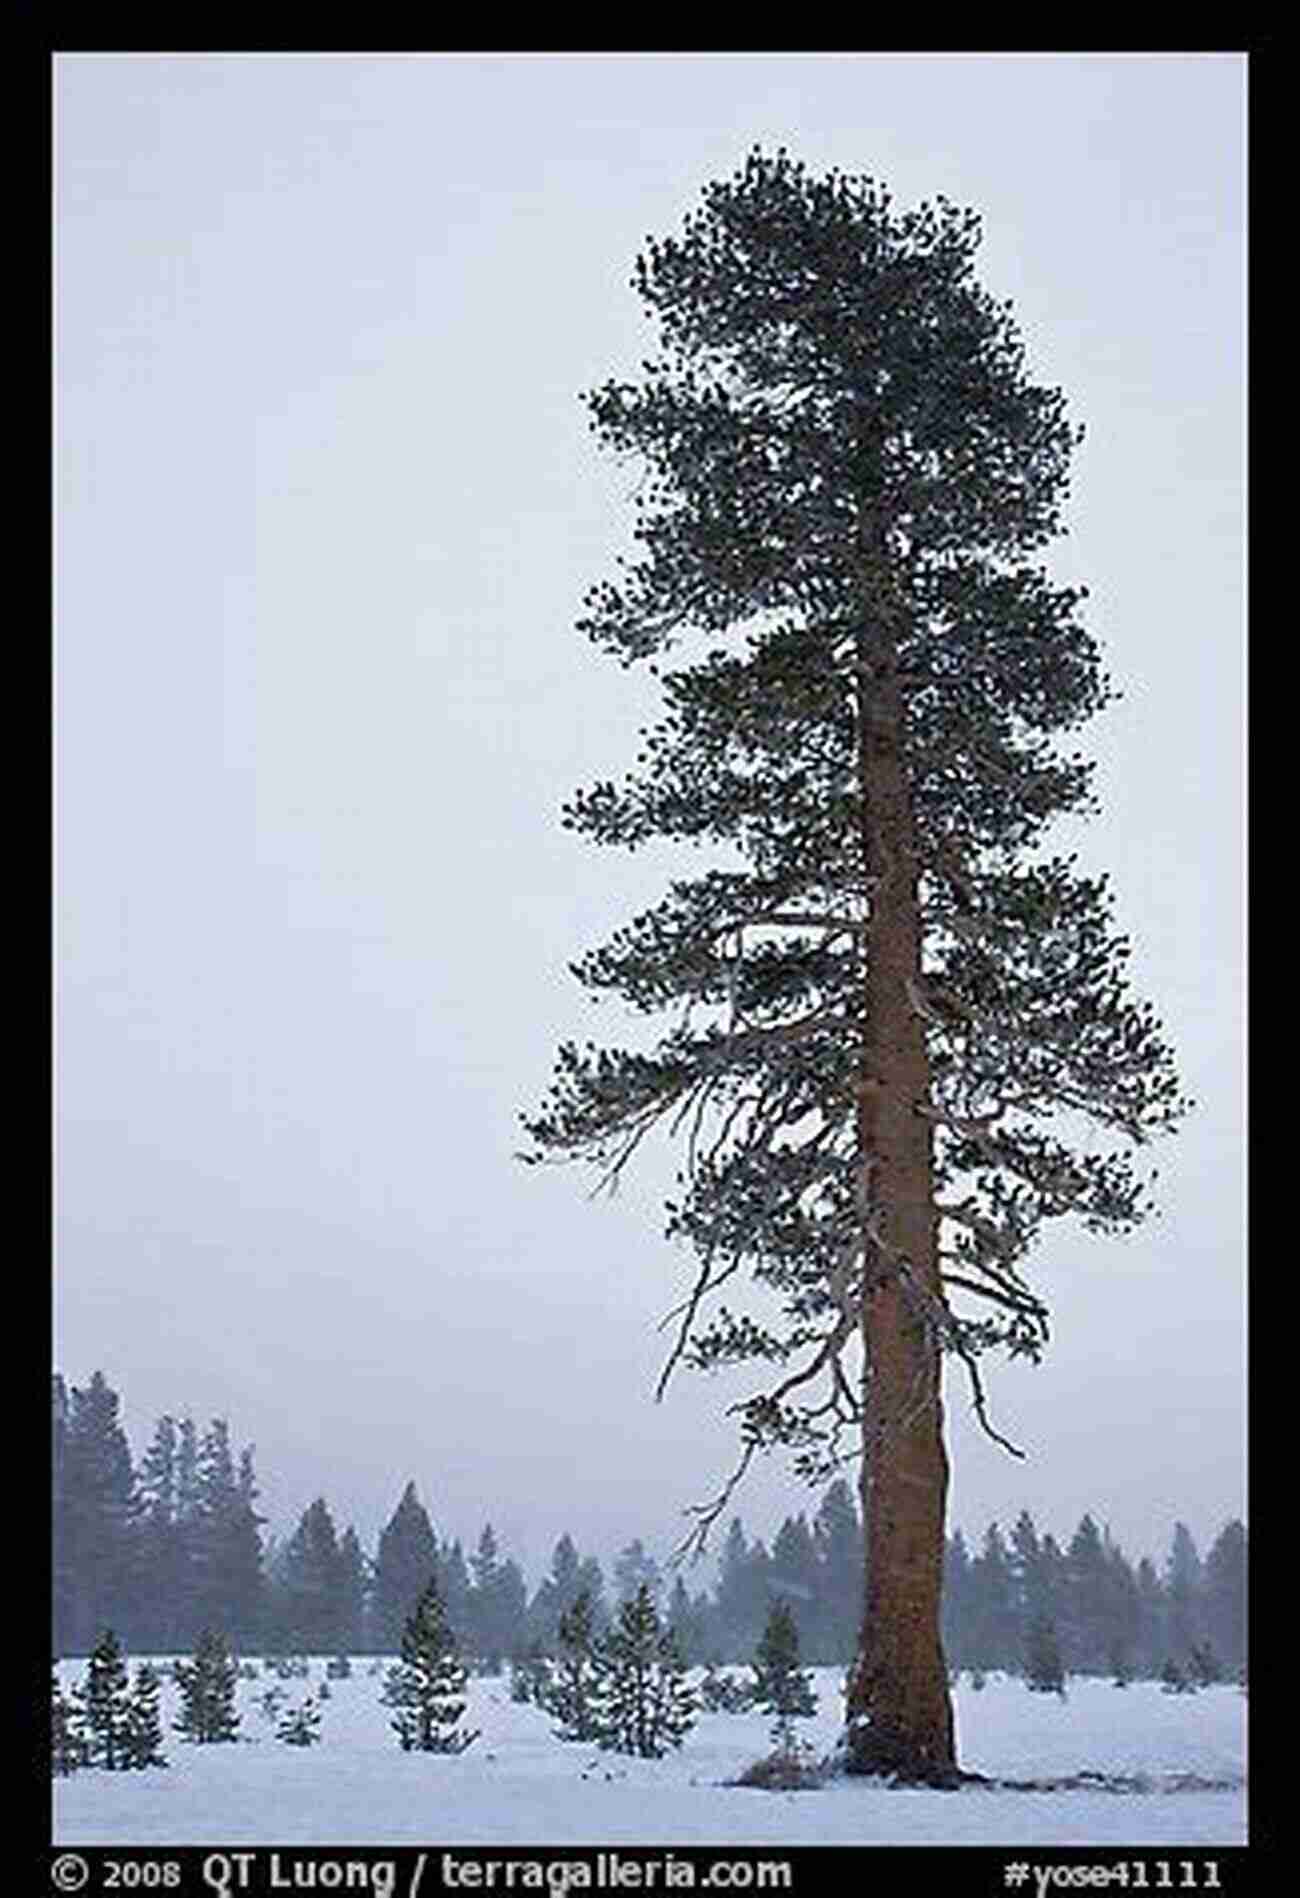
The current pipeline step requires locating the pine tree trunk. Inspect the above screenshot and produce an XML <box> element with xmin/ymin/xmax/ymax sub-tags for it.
<box><xmin>842</xmin><ymin>508</ymin><xmax>958</xmax><ymax>1785</ymax></box>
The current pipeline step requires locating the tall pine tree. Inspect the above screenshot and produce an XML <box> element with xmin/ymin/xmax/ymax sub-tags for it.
<box><xmin>522</xmin><ymin>147</ymin><xmax>1186</xmax><ymax>1780</ymax></box>
<box><xmin>371</xmin><ymin>1482</ymin><xmax>439</xmax><ymax>1654</ymax></box>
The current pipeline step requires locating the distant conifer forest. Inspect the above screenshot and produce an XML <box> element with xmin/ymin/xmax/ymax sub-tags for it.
<box><xmin>52</xmin><ymin>1371</ymin><xmax>1246</xmax><ymax>1684</ymax></box>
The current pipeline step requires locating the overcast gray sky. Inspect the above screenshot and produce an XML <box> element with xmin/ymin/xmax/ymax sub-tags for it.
<box><xmin>55</xmin><ymin>52</ymin><xmax>1245</xmax><ymax>1584</ymax></box>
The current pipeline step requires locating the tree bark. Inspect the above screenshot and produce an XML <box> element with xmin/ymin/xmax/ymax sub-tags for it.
<box><xmin>842</xmin><ymin>507</ymin><xmax>958</xmax><ymax>1784</ymax></box>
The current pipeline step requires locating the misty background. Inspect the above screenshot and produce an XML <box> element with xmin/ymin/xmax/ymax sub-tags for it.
<box><xmin>55</xmin><ymin>52</ymin><xmax>1244</xmax><ymax>1584</ymax></box>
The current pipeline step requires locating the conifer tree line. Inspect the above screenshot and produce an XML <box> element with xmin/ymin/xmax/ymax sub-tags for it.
<box><xmin>53</xmin><ymin>1370</ymin><xmax>1245</xmax><ymax>1683</ymax></box>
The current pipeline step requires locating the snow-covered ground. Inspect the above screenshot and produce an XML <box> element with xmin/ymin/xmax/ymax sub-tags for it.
<box><xmin>54</xmin><ymin>1663</ymin><xmax>1247</xmax><ymax>1847</ymax></box>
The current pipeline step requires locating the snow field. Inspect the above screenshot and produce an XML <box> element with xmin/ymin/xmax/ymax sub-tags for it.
<box><xmin>54</xmin><ymin>1663</ymin><xmax>1246</xmax><ymax>1848</ymax></box>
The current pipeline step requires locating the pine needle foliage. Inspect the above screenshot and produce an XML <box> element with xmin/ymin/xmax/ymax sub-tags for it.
<box><xmin>173</xmin><ymin>1629</ymin><xmax>241</xmax><ymax>1743</ymax></box>
<box><xmin>51</xmin><ymin>1670</ymin><xmax>87</xmax><ymax>1776</ymax></box>
<box><xmin>521</xmin><ymin>144</ymin><xmax>1189</xmax><ymax>1780</ymax></box>
<box><xmin>590</xmin><ymin>1583</ymin><xmax>697</xmax><ymax>1758</ymax></box>
<box><xmin>522</xmin><ymin>141</ymin><xmax>1188</xmax><ymax>1502</ymax></box>
<box><xmin>276</xmin><ymin>1694</ymin><xmax>324</xmax><ymax>1746</ymax></box>
<box><xmin>75</xmin><ymin>1628</ymin><xmax>133</xmax><ymax>1770</ymax></box>
<box><xmin>751</xmin><ymin>1598</ymin><xmax>817</xmax><ymax>1753</ymax></box>
<box><xmin>382</xmin><ymin>1576</ymin><xmax>479</xmax><ymax>1754</ymax></box>
<box><xmin>1024</xmin><ymin>1616</ymin><xmax>1067</xmax><ymax>1697</ymax></box>
<box><xmin>121</xmin><ymin>1662</ymin><xmax>169</xmax><ymax>1768</ymax></box>
<box><xmin>547</xmin><ymin>1587</ymin><xmax>603</xmax><ymax>1741</ymax></box>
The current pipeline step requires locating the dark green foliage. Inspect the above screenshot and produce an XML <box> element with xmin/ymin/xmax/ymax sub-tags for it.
<box><xmin>276</xmin><ymin>1694</ymin><xmax>324</xmax><ymax>1746</ymax></box>
<box><xmin>1188</xmin><ymin>1640</ymin><xmax>1222</xmax><ymax>1687</ymax></box>
<box><xmin>75</xmin><ymin>1629</ymin><xmax>134</xmax><ymax>1770</ymax></box>
<box><xmin>697</xmin><ymin>1660</ymin><xmax>756</xmax><ymax>1713</ymax></box>
<box><xmin>467</xmin><ymin>1523</ymin><xmax>528</xmax><ymax>1667</ymax></box>
<box><xmin>521</xmin><ymin>146</ymin><xmax>1188</xmax><ymax>1523</ymax></box>
<box><xmin>612</xmin><ymin>1538</ymin><xmax>663</xmax><ymax>1610</ymax></box>
<box><xmin>1024</xmin><ymin>1616</ymin><xmax>1066</xmax><ymax>1697</ymax></box>
<box><xmin>121</xmin><ymin>1663</ymin><xmax>169</xmax><ymax>1769</ymax></box>
<box><xmin>590</xmin><ymin>1583</ymin><xmax>697</xmax><ymax>1758</ymax></box>
<box><xmin>382</xmin><ymin>1576</ymin><xmax>478</xmax><ymax>1754</ymax></box>
<box><xmin>751</xmin><ymin>1598</ymin><xmax>817</xmax><ymax>1753</ymax></box>
<box><xmin>1109</xmin><ymin>1639</ymin><xmax>1132</xmax><ymax>1688</ymax></box>
<box><xmin>509</xmin><ymin>1642</ymin><xmax>552</xmax><ymax>1705</ymax></box>
<box><xmin>1202</xmin><ymin>1520</ymin><xmax>1246</xmax><ymax>1675</ymax></box>
<box><xmin>51</xmin><ymin>1670</ymin><xmax>87</xmax><ymax>1775</ymax></box>
<box><xmin>371</xmin><ymin>1482</ymin><xmax>439</xmax><ymax>1655</ymax></box>
<box><xmin>53</xmin><ymin>1375</ymin><xmax>137</xmax><ymax>1654</ymax></box>
<box><xmin>275</xmin><ymin>1498</ymin><xmax>352</xmax><ymax>1654</ymax></box>
<box><xmin>174</xmin><ymin>1629</ymin><xmax>241</xmax><ymax>1743</ymax></box>
<box><xmin>1161</xmin><ymin>1655</ymin><xmax>1195</xmax><ymax>1695</ymax></box>
<box><xmin>547</xmin><ymin>1588</ymin><xmax>603</xmax><ymax>1742</ymax></box>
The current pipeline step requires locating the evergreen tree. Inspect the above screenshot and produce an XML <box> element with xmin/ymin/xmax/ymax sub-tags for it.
<box><xmin>521</xmin><ymin>148</ymin><xmax>1187</xmax><ymax>1782</ymax></box>
<box><xmin>1134</xmin><ymin>1556</ymin><xmax>1166</xmax><ymax>1679</ymax></box>
<box><xmin>812</xmin><ymin>1480</ymin><xmax>863</xmax><ymax>1662</ymax></box>
<box><xmin>696</xmin><ymin>1659</ymin><xmax>754</xmax><ymax>1713</ymax></box>
<box><xmin>666</xmin><ymin>1574</ymin><xmax>710</xmax><ymax>1665</ymax></box>
<box><xmin>382</xmin><ymin>1576</ymin><xmax>478</xmax><ymax>1754</ymax></box>
<box><xmin>547</xmin><ymin>1587</ymin><xmax>602</xmax><ymax>1741</ymax></box>
<box><xmin>1023</xmin><ymin>1616</ymin><xmax>1066</xmax><ymax>1697</ymax></box>
<box><xmin>467</xmin><ymin>1524</ymin><xmax>528</xmax><ymax>1667</ymax></box>
<box><xmin>174</xmin><ymin>1630</ymin><xmax>241</xmax><ymax>1743</ymax></box>
<box><xmin>577</xmin><ymin>1555</ymin><xmax>608</xmax><ymax>1608</ymax></box>
<box><xmin>51</xmin><ymin>1668</ymin><xmax>87</xmax><ymax>1776</ymax></box>
<box><xmin>1203</xmin><ymin>1519</ymin><xmax>1247</xmax><ymax>1676</ymax></box>
<box><xmin>134</xmin><ymin>1415</ymin><xmax>184</xmax><ymax>1650</ymax></box>
<box><xmin>768</xmin><ymin>1515</ymin><xmax>819</xmax><ymax>1622</ymax></box>
<box><xmin>435</xmin><ymin>1538</ymin><xmax>475</xmax><ymax>1644</ymax></box>
<box><xmin>612</xmin><ymin>1537</ymin><xmax>663</xmax><ymax>1609</ymax></box>
<box><xmin>590</xmin><ymin>1583</ymin><xmax>696</xmax><ymax>1758</ymax></box>
<box><xmin>1165</xmin><ymin>1523</ymin><xmax>1204</xmax><ymax>1664</ymax></box>
<box><xmin>713</xmin><ymin>1519</ymin><xmax>770</xmax><ymax>1662</ymax></box>
<box><xmin>336</xmin><ymin>1525</ymin><xmax>368</xmax><ymax>1656</ymax></box>
<box><xmin>121</xmin><ymin>1663</ymin><xmax>169</xmax><ymax>1769</ymax></box>
<box><xmin>195</xmin><ymin>1427</ymin><xmax>265</xmax><ymax>1647</ymax></box>
<box><xmin>74</xmin><ymin>1629</ymin><xmax>134</xmax><ymax>1770</ymax></box>
<box><xmin>1062</xmin><ymin>1514</ymin><xmax>1112</xmax><ymax>1673</ymax></box>
<box><xmin>1188</xmin><ymin>1639</ymin><xmax>1222</xmax><ymax>1688</ymax></box>
<box><xmin>1161</xmin><ymin>1653</ymin><xmax>1195</xmax><ymax>1695</ymax></box>
<box><xmin>53</xmin><ymin>1373</ymin><xmax>138</xmax><ymax>1654</ymax></box>
<box><xmin>277</xmin><ymin>1694</ymin><xmax>324</xmax><ymax>1747</ymax></box>
<box><xmin>751</xmin><ymin>1597</ymin><xmax>817</xmax><ymax>1755</ymax></box>
<box><xmin>941</xmin><ymin>1527</ymin><xmax>975</xmax><ymax>1670</ymax></box>
<box><xmin>508</xmin><ymin>1642</ymin><xmax>552</xmax><ymax>1705</ymax></box>
<box><xmin>276</xmin><ymin>1498</ymin><xmax>348</xmax><ymax>1653</ymax></box>
<box><xmin>371</xmin><ymin>1482</ymin><xmax>439</xmax><ymax>1654</ymax></box>
<box><xmin>527</xmin><ymin>1533</ymin><xmax>584</xmax><ymax>1650</ymax></box>
<box><xmin>969</xmin><ymin>1524</ymin><xmax>1016</xmax><ymax>1671</ymax></box>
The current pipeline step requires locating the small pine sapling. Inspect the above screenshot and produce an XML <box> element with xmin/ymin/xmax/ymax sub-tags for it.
<box><xmin>751</xmin><ymin>1599</ymin><xmax>817</xmax><ymax>1758</ymax></box>
<box><xmin>277</xmin><ymin>1694</ymin><xmax>324</xmax><ymax>1746</ymax></box>
<box><xmin>51</xmin><ymin>1670</ymin><xmax>87</xmax><ymax>1776</ymax></box>
<box><xmin>548</xmin><ymin>1589</ymin><xmax>602</xmax><ymax>1742</ymax></box>
<box><xmin>121</xmin><ymin>1663</ymin><xmax>169</xmax><ymax>1769</ymax></box>
<box><xmin>75</xmin><ymin>1629</ymin><xmax>134</xmax><ymax>1770</ymax></box>
<box><xmin>382</xmin><ymin>1576</ymin><xmax>479</xmax><ymax>1754</ymax></box>
<box><xmin>1160</xmin><ymin>1655</ymin><xmax>1195</xmax><ymax>1695</ymax></box>
<box><xmin>590</xmin><ymin>1583</ymin><xmax>697</xmax><ymax>1759</ymax></box>
<box><xmin>698</xmin><ymin>1660</ymin><xmax>755</xmax><ymax>1713</ymax></box>
<box><xmin>1024</xmin><ymin>1617</ymin><xmax>1067</xmax><ymax>1697</ymax></box>
<box><xmin>257</xmin><ymin>1685</ymin><xmax>288</xmax><ymax>1723</ymax></box>
<box><xmin>174</xmin><ymin>1630</ymin><xmax>242</xmax><ymax>1742</ymax></box>
<box><xmin>509</xmin><ymin>1642</ymin><xmax>552</xmax><ymax>1705</ymax></box>
<box><xmin>1188</xmin><ymin>1640</ymin><xmax>1222</xmax><ymax>1687</ymax></box>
